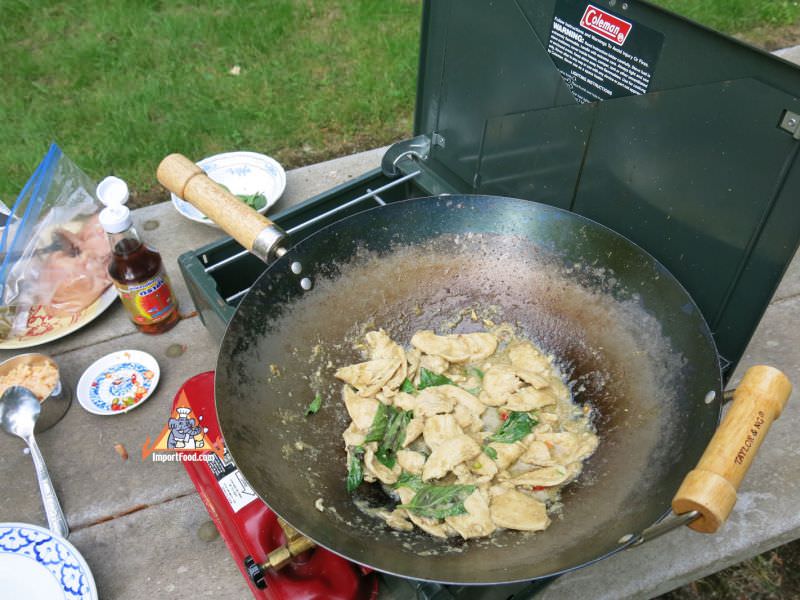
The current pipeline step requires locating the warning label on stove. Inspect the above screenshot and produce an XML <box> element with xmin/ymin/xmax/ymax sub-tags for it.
<box><xmin>217</xmin><ymin>471</ymin><xmax>258</xmax><ymax>513</ymax></box>
<box><xmin>207</xmin><ymin>448</ymin><xmax>258</xmax><ymax>513</ymax></box>
<box><xmin>547</xmin><ymin>0</ymin><xmax>664</xmax><ymax>104</ymax></box>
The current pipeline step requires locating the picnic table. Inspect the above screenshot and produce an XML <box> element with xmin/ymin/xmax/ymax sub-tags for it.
<box><xmin>2</xmin><ymin>98</ymin><xmax>800</xmax><ymax>598</ymax></box>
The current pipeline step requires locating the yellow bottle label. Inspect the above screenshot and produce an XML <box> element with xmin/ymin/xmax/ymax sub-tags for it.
<box><xmin>115</xmin><ymin>269</ymin><xmax>177</xmax><ymax>324</ymax></box>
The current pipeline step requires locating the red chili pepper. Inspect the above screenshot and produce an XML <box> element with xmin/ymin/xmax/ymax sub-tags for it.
<box><xmin>533</xmin><ymin>486</ymin><xmax>547</xmax><ymax>491</ymax></box>
<box><xmin>500</xmin><ymin>411</ymin><xmax>509</xmax><ymax>421</ymax></box>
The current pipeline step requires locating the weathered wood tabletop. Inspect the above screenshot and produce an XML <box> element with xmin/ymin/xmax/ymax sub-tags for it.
<box><xmin>0</xmin><ymin>144</ymin><xmax>798</xmax><ymax>599</ymax></box>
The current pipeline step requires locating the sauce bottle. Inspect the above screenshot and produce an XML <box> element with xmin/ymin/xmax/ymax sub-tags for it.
<box><xmin>97</xmin><ymin>176</ymin><xmax>179</xmax><ymax>334</ymax></box>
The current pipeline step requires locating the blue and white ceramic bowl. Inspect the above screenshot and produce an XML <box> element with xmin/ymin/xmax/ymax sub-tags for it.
<box><xmin>0</xmin><ymin>523</ymin><xmax>98</xmax><ymax>599</ymax></box>
<box><xmin>170</xmin><ymin>151</ymin><xmax>286</xmax><ymax>227</ymax></box>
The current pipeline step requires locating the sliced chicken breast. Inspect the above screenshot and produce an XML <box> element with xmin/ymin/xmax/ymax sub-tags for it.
<box><xmin>411</xmin><ymin>331</ymin><xmax>498</xmax><ymax>363</ymax></box>
<box><xmin>422</xmin><ymin>435</ymin><xmax>481</xmax><ymax>481</ymax></box>
<box><xmin>490</xmin><ymin>489</ymin><xmax>550</xmax><ymax>531</ymax></box>
<box><xmin>446</xmin><ymin>490</ymin><xmax>496</xmax><ymax>539</ymax></box>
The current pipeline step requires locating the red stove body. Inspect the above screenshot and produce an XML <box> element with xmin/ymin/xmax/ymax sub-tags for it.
<box><xmin>173</xmin><ymin>372</ymin><xmax>379</xmax><ymax>600</ymax></box>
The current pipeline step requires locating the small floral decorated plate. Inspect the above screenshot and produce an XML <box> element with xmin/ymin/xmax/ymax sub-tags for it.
<box><xmin>0</xmin><ymin>522</ymin><xmax>98</xmax><ymax>599</ymax></box>
<box><xmin>76</xmin><ymin>350</ymin><xmax>160</xmax><ymax>415</ymax></box>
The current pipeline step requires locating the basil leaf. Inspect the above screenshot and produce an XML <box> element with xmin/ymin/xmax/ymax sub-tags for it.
<box><xmin>400</xmin><ymin>378</ymin><xmax>417</xmax><ymax>394</ymax></box>
<box><xmin>375</xmin><ymin>448</ymin><xmax>394</xmax><ymax>469</ymax></box>
<box><xmin>376</xmin><ymin>409</ymin><xmax>413</xmax><ymax>469</ymax></box>
<box><xmin>364</xmin><ymin>404</ymin><xmax>412</xmax><ymax>468</ymax></box>
<box><xmin>218</xmin><ymin>183</ymin><xmax>267</xmax><ymax>210</ymax></box>
<box><xmin>482</xmin><ymin>445</ymin><xmax>498</xmax><ymax>460</ymax></box>
<box><xmin>488</xmin><ymin>411</ymin><xmax>538</xmax><ymax>444</ymax></box>
<box><xmin>236</xmin><ymin>192</ymin><xmax>267</xmax><ymax>210</ymax></box>
<box><xmin>398</xmin><ymin>484</ymin><xmax>476</xmax><ymax>519</ymax></box>
<box><xmin>305</xmin><ymin>393</ymin><xmax>322</xmax><ymax>415</ymax></box>
<box><xmin>365</xmin><ymin>403</ymin><xmax>394</xmax><ymax>443</ymax></box>
<box><xmin>418</xmin><ymin>368</ymin><xmax>454</xmax><ymax>390</ymax></box>
<box><xmin>466</xmin><ymin>366</ymin><xmax>484</xmax><ymax>379</ymax></box>
<box><xmin>392</xmin><ymin>471</ymin><xmax>425</xmax><ymax>492</ymax></box>
<box><xmin>346</xmin><ymin>446</ymin><xmax>365</xmax><ymax>493</ymax></box>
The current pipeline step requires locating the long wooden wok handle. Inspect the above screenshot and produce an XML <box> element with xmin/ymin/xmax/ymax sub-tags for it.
<box><xmin>156</xmin><ymin>153</ymin><xmax>286</xmax><ymax>262</ymax></box>
<box><xmin>672</xmin><ymin>365</ymin><xmax>791</xmax><ymax>533</ymax></box>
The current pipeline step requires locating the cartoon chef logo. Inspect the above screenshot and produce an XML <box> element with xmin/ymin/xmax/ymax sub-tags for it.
<box><xmin>141</xmin><ymin>392</ymin><xmax>224</xmax><ymax>460</ymax></box>
<box><xmin>168</xmin><ymin>406</ymin><xmax>205</xmax><ymax>449</ymax></box>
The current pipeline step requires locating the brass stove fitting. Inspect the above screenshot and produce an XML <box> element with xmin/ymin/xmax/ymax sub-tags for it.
<box><xmin>264</xmin><ymin>519</ymin><xmax>315</xmax><ymax>570</ymax></box>
<box><xmin>243</xmin><ymin>518</ymin><xmax>316</xmax><ymax>589</ymax></box>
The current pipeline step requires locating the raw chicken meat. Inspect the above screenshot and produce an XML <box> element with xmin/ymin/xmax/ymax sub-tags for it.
<box><xmin>35</xmin><ymin>215</ymin><xmax>112</xmax><ymax>315</ymax></box>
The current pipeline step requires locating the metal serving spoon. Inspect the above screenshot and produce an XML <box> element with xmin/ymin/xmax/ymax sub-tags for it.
<box><xmin>0</xmin><ymin>385</ymin><xmax>69</xmax><ymax>538</ymax></box>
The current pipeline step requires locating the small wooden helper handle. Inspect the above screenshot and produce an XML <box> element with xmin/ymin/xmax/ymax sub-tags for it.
<box><xmin>673</xmin><ymin>365</ymin><xmax>792</xmax><ymax>533</ymax></box>
<box><xmin>156</xmin><ymin>153</ymin><xmax>276</xmax><ymax>253</ymax></box>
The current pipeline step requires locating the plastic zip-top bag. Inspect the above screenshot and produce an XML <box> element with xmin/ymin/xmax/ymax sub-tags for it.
<box><xmin>0</xmin><ymin>144</ymin><xmax>112</xmax><ymax>340</ymax></box>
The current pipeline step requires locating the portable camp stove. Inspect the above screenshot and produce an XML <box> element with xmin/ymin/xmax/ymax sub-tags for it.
<box><xmin>175</xmin><ymin>371</ymin><xmax>545</xmax><ymax>600</ymax></box>
<box><xmin>177</xmin><ymin>0</ymin><xmax>800</xmax><ymax>596</ymax></box>
<box><xmin>174</xmin><ymin>372</ymin><xmax>379</xmax><ymax>600</ymax></box>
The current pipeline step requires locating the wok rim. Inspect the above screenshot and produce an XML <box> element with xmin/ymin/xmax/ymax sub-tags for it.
<box><xmin>213</xmin><ymin>194</ymin><xmax>723</xmax><ymax>584</ymax></box>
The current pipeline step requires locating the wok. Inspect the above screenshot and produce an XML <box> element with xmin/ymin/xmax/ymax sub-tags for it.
<box><xmin>158</xmin><ymin>155</ymin><xmax>791</xmax><ymax>584</ymax></box>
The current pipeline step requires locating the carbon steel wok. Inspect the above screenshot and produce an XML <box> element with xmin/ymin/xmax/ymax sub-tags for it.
<box><xmin>158</xmin><ymin>154</ymin><xmax>790</xmax><ymax>585</ymax></box>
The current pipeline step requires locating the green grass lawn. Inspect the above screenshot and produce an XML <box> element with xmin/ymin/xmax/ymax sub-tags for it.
<box><xmin>1</xmin><ymin>0</ymin><xmax>799</xmax><ymax>203</ymax></box>
<box><xmin>0</xmin><ymin>0</ymin><xmax>420</xmax><ymax>203</ymax></box>
<box><xmin>655</xmin><ymin>0</ymin><xmax>800</xmax><ymax>32</ymax></box>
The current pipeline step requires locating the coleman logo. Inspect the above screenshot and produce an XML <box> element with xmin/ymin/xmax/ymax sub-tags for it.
<box><xmin>580</xmin><ymin>5</ymin><xmax>632</xmax><ymax>45</ymax></box>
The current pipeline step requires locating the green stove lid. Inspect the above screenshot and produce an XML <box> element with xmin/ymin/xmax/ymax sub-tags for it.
<box><xmin>407</xmin><ymin>0</ymin><xmax>800</xmax><ymax>376</ymax></box>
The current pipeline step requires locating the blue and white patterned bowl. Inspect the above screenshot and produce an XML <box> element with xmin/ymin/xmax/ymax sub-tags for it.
<box><xmin>170</xmin><ymin>151</ymin><xmax>286</xmax><ymax>227</ymax></box>
<box><xmin>0</xmin><ymin>523</ymin><xmax>98</xmax><ymax>599</ymax></box>
<box><xmin>76</xmin><ymin>350</ymin><xmax>160</xmax><ymax>416</ymax></box>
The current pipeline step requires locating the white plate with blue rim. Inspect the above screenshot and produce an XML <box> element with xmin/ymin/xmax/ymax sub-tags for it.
<box><xmin>0</xmin><ymin>522</ymin><xmax>98</xmax><ymax>599</ymax></box>
<box><xmin>169</xmin><ymin>151</ymin><xmax>286</xmax><ymax>227</ymax></box>
<box><xmin>76</xmin><ymin>350</ymin><xmax>160</xmax><ymax>415</ymax></box>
